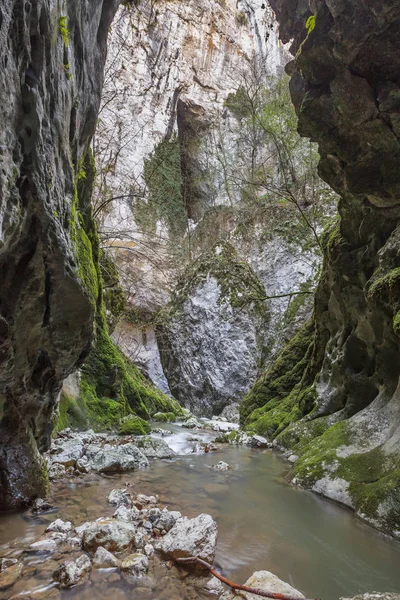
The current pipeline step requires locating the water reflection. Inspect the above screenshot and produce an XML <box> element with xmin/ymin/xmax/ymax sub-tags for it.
<box><xmin>1</xmin><ymin>425</ymin><xmax>400</xmax><ymax>600</ymax></box>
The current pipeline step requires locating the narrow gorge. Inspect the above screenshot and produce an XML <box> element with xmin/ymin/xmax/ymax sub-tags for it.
<box><xmin>0</xmin><ymin>1</ymin><xmax>399</xmax><ymax>600</ymax></box>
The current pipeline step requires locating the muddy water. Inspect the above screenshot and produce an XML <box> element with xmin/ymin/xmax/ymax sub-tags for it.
<box><xmin>1</xmin><ymin>424</ymin><xmax>400</xmax><ymax>600</ymax></box>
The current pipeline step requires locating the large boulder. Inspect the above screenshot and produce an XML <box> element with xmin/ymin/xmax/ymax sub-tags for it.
<box><xmin>133</xmin><ymin>436</ymin><xmax>176</xmax><ymax>459</ymax></box>
<box><xmin>84</xmin><ymin>443</ymin><xmax>149</xmax><ymax>473</ymax></box>
<box><xmin>157</xmin><ymin>243</ymin><xmax>268</xmax><ymax>417</ymax></box>
<box><xmin>155</xmin><ymin>513</ymin><xmax>217</xmax><ymax>563</ymax></box>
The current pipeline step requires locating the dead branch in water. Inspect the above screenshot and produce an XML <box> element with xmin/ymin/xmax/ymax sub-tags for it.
<box><xmin>175</xmin><ymin>556</ymin><xmax>320</xmax><ymax>600</ymax></box>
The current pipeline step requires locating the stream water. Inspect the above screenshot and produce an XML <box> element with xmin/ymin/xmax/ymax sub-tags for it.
<box><xmin>1</xmin><ymin>423</ymin><xmax>400</xmax><ymax>600</ymax></box>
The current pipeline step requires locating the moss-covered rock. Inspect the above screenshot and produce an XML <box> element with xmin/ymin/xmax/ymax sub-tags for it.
<box><xmin>119</xmin><ymin>416</ymin><xmax>151</xmax><ymax>436</ymax></box>
<box><xmin>152</xmin><ymin>412</ymin><xmax>178</xmax><ymax>423</ymax></box>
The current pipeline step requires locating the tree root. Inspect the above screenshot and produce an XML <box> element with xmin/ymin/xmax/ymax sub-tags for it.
<box><xmin>175</xmin><ymin>556</ymin><xmax>320</xmax><ymax>600</ymax></box>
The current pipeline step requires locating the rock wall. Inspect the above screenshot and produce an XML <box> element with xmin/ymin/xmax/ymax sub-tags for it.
<box><xmin>242</xmin><ymin>0</ymin><xmax>400</xmax><ymax>536</ymax></box>
<box><xmin>157</xmin><ymin>243</ymin><xmax>269</xmax><ymax>416</ymax></box>
<box><xmin>0</xmin><ymin>0</ymin><xmax>120</xmax><ymax>508</ymax></box>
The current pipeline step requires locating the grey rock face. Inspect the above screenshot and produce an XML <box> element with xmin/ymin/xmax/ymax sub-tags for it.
<box><xmin>155</xmin><ymin>513</ymin><xmax>218</xmax><ymax>563</ymax></box>
<box><xmin>0</xmin><ymin>0</ymin><xmax>120</xmax><ymax>508</ymax></box>
<box><xmin>158</xmin><ymin>244</ymin><xmax>268</xmax><ymax>416</ymax></box>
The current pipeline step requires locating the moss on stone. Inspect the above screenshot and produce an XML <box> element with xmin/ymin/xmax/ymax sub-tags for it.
<box><xmin>119</xmin><ymin>416</ymin><xmax>151</xmax><ymax>436</ymax></box>
<box><xmin>80</xmin><ymin>319</ymin><xmax>182</xmax><ymax>430</ymax></box>
<box><xmin>152</xmin><ymin>412</ymin><xmax>177</xmax><ymax>422</ymax></box>
<box><xmin>291</xmin><ymin>420</ymin><xmax>350</xmax><ymax>484</ymax></box>
<box><xmin>56</xmin><ymin>391</ymin><xmax>88</xmax><ymax>432</ymax></box>
<box><xmin>240</xmin><ymin>319</ymin><xmax>316</xmax><ymax>427</ymax></box>
<box><xmin>164</xmin><ymin>241</ymin><xmax>267</xmax><ymax>321</ymax></box>
<box><xmin>246</xmin><ymin>385</ymin><xmax>316</xmax><ymax>438</ymax></box>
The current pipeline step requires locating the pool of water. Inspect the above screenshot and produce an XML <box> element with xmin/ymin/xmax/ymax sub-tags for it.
<box><xmin>1</xmin><ymin>424</ymin><xmax>400</xmax><ymax>600</ymax></box>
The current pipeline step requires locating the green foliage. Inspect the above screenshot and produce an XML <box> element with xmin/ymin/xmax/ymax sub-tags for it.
<box><xmin>135</xmin><ymin>136</ymin><xmax>187</xmax><ymax>238</ymax></box>
<box><xmin>59</xmin><ymin>16</ymin><xmax>70</xmax><ymax>46</ymax></box>
<box><xmin>235</xmin><ymin>11</ymin><xmax>248</xmax><ymax>26</ymax></box>
<box><xmin>306</xmin><ymin>15</ymin><xmax>316</xmax><ymax>35</ymax></box>
<box><xmin>119</xmin><ymin>416</ymin><xmax>151</xmax><ymax>435</ymax></box>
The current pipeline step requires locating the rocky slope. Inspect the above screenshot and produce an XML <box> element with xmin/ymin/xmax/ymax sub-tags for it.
<box><xmin>0</xmin><ymin>0</ymin><xmax>121</xmax><ymax>509</ymax></box>
<box><xmin>241</xmin><ymin>0</ymin><xmax>400</xmax><ymax>536</ymax></box>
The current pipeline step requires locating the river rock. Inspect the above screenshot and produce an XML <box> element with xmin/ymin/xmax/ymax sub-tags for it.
<box><xmin>212</xmin><ymin>461</ymin><xmax>230</xmax><ymax>471</ymax></box>
<box><xmin>144</xmin><ymin>544</ymin><xmax>155</xmax><ymax>557</ymax></box>
<box><xmin>113</xmin><ymin>505</ymin><xmax>139</xmax><ymax>522</ymax></box>
<box><xmin>82</xmin><ymin>519</ymin><xmax>137</xmax><ymax>552</ymax></box>
<box><xmin>48</xmin><ymin>464</ymin><xmax>67</xmax><ymax>481</ymax></box>
<box><xmin>182</xmin><ymin>418</ymin><xmax>203</xmax><ymax>429</ymax></box>
<box><xmin>46</xmin><ymin>519</ymin><xmax>73</xmax><ymax>534</ymax></box>
<box><xmin>50</xmin><ymin>440</ymin><xmax>84</xmax><ymax>468</ymax></box>
<box><xmin>108</xmin><ymin>488</ymin><xmax>133</xmax><ymax>507</ymax></box>
<box><xmin>84</xmin><ymin>443</ymin><xmax>149</xmax><ymax>473</ymax></box>
<box><xmin>92</xmin><ymin>546</ymin><xmax>120</xmax><ymax>568</ymax></box>
<box><xmin>133</xmin><ymin>437</ymin><xmax>176</xmax><ymax>459</ymax></box>
<box><xmin>155</xmin><ymin>513</ymin><xmax>217</xmax><ymax>563</ymax></box>
<box><xmin>31</xmin><ymin>499</ymin><xmax>55</xmax><ymax>514</ymax></box>
<box><xmin>341</xmin><ymin>595</ymin><xmax>400</xmax><ymax>600</ymax></box>
<box><xmin>0</xmin><ymin>558</ymin><xmax>18</xmax><ymax>571</ymax></box>
<box><xmin>248</xmin><ymin>435</ymin><xmax>269</xmax><ymax>448</ymax></box>
<box><xmin>121</xmin><ymin>553</ymin><xmax>149</xmax><ymax>577</ymax></box>
<box><xmin>53</xmin><ymin>554</ymin><xmax>92</xmax><ymax>588</ymax></box>
<box><xmin>220</xmin><ymin>403</ymin><xmax>240</xmax><ymax>424</ymax></box>
<box><xmin>220</xmin><ymin>570</ymin><xmax>305</xmax><ymax>600</ymax></box>
<box><xmin>0</xmin><ymin>562</ymin><xmax>23</xmax><ymax>590</ymax></box>
<box><xmin>153</xmin><ymin>510</ymin><xmax>181</xmax><ymax>533</ymax></box>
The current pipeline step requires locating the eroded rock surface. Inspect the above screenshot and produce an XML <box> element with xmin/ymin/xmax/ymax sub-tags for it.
<box><xmin>0</xmin><ymin>0</ymin><xmax>119</xmax><ymax>508</ymax></box>
<box><xmin>242</xmin><ymin>0</ymin><xmax>400</xmax><ymax>535</ymax></box>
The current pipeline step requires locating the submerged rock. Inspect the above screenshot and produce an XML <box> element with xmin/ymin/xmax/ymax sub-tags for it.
<box><xmin>155</xmin><ymin>513</ymin><xmax>217</xmax><ymax>563</ymax></box>
<box><xmin>212</xmin><ymin>461</ymin><xmax>230</xmax><ymax>471</ymax></box>
<box><xmin>53</xmin><ymin>554</ymin><xmax>91</xmax><ymax>588</ymax></box>
<box><xmin>0</xmin><ymin>562</ymin><xmax>23</xmax><ymax>590</ymax></box>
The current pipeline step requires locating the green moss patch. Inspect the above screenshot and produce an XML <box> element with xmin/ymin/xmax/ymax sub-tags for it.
<box><xmin>56</xmin><ymin>391</ymin><xmax>88</xmax><ymax>432</ymax></box>
<box><xmin>163</xmin><ymin>241</ymin><xmax>267</xmax><ymax>320</ymax></box>
<box><xmin>119</xmin><ymin>416</ymin><xmax>151</xmax><ymax>436</ymax></box>
<box><xmin>152</xmin><ymin>412</ymin><xmax>177</xmax><ymax>423</ymax></box>
<box><xmin>240</xmin><ymin>319</ymin><xmax>316</xmax><ymax>427</ymax></box>
<box><xmin>80</xmin><ymin>321</ymin><xmax>182</xmax><ymax>431</ymax></box>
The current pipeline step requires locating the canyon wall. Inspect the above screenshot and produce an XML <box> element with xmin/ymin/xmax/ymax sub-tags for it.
<box><xmin>97</xmin><ymin>0</ymin><xmax>327</xmax><ymax>414</ymax></box>
<box><xmin>242</xmin><ymin>0</ymin><xmax>400</xmax><ymax>536</ymax></box>
<box><xmin>0</xmin><ymin>0</ymin><xmax>120</xmax><ymax>508</ymax></box>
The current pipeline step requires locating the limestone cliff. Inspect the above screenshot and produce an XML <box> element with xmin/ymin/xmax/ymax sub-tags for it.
<box><xmin>95</xmin><ymin>0</ymin><xmax>328</xmax><ymax>413</ymax></box>
<box><xmin>0</xmin><ymin>0</ymin><xmax>120</xmax><ymax>508</ymax></box>
<box><xmin>242</xmin><ymin>0</ymin><xmax>400</xmax><ymax>536</ymax></box>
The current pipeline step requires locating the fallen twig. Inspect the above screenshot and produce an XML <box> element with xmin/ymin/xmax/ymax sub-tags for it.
<box><xmin>175</xmin><ymin>557</ymin><xmax>320</xmax><ymax>600</ymax></box>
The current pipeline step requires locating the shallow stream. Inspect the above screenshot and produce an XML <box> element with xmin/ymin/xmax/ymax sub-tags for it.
<box><xmin>1</xmin><ymin>423</ymin><xmax>400</xmax><ymax>600</ymax></box>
